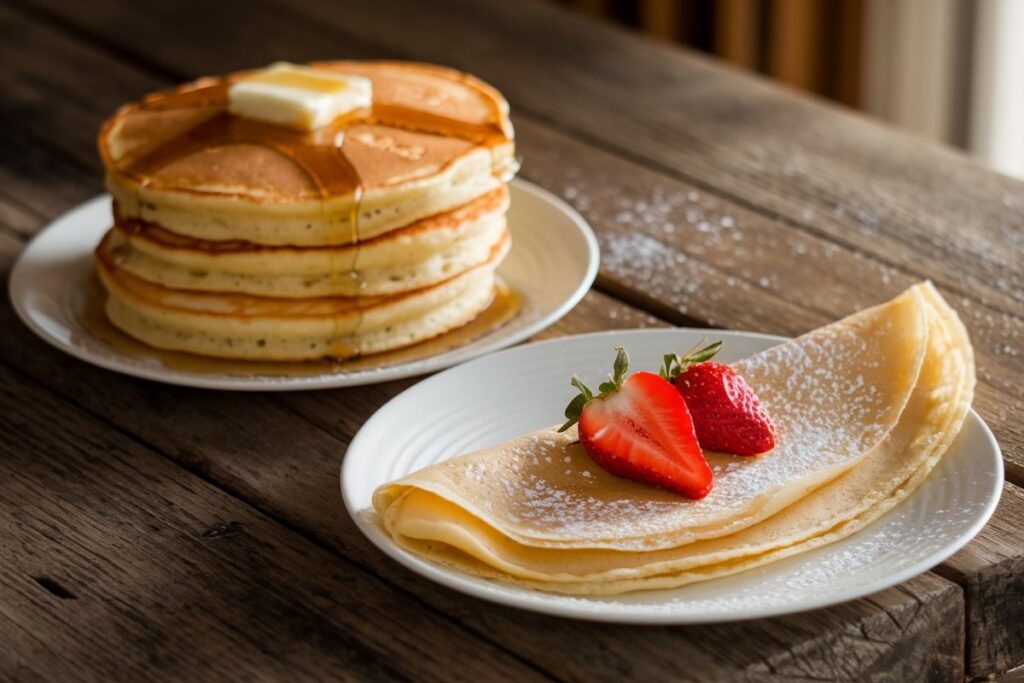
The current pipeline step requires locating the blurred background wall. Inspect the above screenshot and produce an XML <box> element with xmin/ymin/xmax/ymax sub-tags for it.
<box><xmin>553</xmin><ymin>0</ymin><xmax>1024</xmax><ymax>180</ymax></box>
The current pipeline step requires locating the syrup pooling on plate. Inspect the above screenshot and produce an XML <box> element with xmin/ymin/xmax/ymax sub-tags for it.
<box><xmin>105</xmin><ymin>64</ymin><xmax>513</xmax><ymax>357</ymax></box>
<box><xmin>328</xmin><ymin>128</ymin><xmax>365</xmax><ymax>355</ymax></box>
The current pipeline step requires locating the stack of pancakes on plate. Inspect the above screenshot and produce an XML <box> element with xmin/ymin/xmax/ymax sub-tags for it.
<box><xmin>95</xmin><ymin>61</ymin><xmax>517</xmax><ymax>361</ymax></box>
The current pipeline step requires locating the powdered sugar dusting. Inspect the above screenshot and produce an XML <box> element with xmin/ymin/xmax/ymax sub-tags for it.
<box><xmin>420</xmin><ymin>298</ymin><xmax>921</xmax><ymax>550</ymax></box>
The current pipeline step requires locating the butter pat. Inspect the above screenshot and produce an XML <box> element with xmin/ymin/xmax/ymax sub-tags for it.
<box><xmin>228</xmin><ymin>62</ymin><xmax>372</xmax><ymax>130</ymax></box>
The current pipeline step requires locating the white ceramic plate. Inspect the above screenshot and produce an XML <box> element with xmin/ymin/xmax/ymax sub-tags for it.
<box><xmin>342</xmin><ymin>328</ymin><xmax>1003</xmax><ymax>624</ymax></box>
<box><xmin>7</xmin><ymin>179</ymin><xmax>598</xmax><ymax>390</ymax></box>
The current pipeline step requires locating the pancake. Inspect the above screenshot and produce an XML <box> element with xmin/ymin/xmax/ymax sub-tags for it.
<box><xmin>97</xmin><ymin>233</ymin><xmax>509</xmax><ymax>361</ymax></box>
<box><xmin>102</xmin><ymin>186</ymin><xmax>509</xmax><ymax>298</ymax></box>
<box><xmin>93</xmin><ymin>61</ymin><xmax>521</xmax><ymax>362</ymax></box>
<box><xmin>371</xmin><ymin>283</ymin><xmax>973</xmax><ymax>594</ymax></box>
<box><xmin>100</xmin><ymin>61</ymin><xmax>516</xmax><ymax>247</ymax></box>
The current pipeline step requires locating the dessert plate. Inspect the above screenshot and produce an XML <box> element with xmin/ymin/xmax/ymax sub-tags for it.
<box><xmin>8</xmin><ymin>179</ymin><xmax>598</xmax><ymax>390</ymax></box>
<box><xmin>342</xmin><ymin>328</ymin><xmax>1003</xmax><ymax>624</ymax></box>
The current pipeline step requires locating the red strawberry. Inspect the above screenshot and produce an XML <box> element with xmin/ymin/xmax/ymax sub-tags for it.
<box><xmin>661</xmin><ymin>340</ymin><xmax>776</xmax><ymax>456</ymax></box>
<box><xmin>559</xmin><ymin>347</ymin><xmax>713</xmax><ymax>499</ymax></box>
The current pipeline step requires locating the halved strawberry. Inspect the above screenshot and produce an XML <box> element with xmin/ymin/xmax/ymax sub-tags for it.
<box><xmin>661</xmin><ymin>339</ymin><xmax>776</xmax><ymax>456</ymax></box>
<box><xmin>559</xmin><ymin>347</ymin><xmax>713</xmax><ymax>499</ymax></box>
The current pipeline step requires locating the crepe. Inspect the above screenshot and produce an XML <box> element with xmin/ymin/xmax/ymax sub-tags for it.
<box><xmin>370</xmin><ymin>283</ymin><xmax>974</xmax><ymax>594</ymax></box>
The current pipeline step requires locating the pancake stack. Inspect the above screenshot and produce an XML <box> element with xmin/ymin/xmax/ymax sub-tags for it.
<box><xmin>95</xmin><ymin>61</ymin><xmax>517</xmax><ymax>361</ymax></box>
<box><xmin>373</xmin><ymin>283</ymin><xmax>975</xmax><ymax>594</ymax></box>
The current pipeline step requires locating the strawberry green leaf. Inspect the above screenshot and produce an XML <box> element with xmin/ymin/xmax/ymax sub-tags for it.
<box><xmin>659</xmin><ymin>352</ymin><xmax>680</xmax><ymax>381</ymax></box>
<box><xmin>659</xmin><ymin>339</ymin><xmax>723</xmax><ymax>382</ymax></box>
<box><xmin>570</xmin><ymin>376</ymin><xmax>593</xmax><ymax>402</ymax></box>
<box><xmin>558</xmin><ymin>347</ymin><xmax>631</xmax><ymax>432</ymax></box>
<box><xmin>611</xmin><ymin>346</ymin><xmax>629</xmax><ymax>386</ymax></box>
<box><xmin>559</xmin><ymin>392</ymin><xmax>589</xmax><ymax>432</ymax></box>
<box><xmin>685</xmin><ymin>339</ymin><xmax>722</xmax><ymax>365</ymax></box>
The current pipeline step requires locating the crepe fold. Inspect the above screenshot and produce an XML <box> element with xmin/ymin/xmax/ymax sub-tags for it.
<box><xmin>371</xmin><ymin>283</ymin><xmax>974</xmax><ymax>594</ymax></box>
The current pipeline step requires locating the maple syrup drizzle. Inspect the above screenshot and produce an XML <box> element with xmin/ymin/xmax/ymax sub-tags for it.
<box><xmin>328</xmin><ymin>128</ymin><xmax>365</xmax><ymax>356</ymax></box>
<box><xmin>111</xmin><ymin>67</ymin><xmax>513</xmax><ymax>361</ymax></box>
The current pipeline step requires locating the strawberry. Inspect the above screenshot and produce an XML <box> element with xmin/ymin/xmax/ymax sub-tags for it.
<box><xmin>660</xmin><ymin>340</ymin><xmax>776</xmax><ymax>456</ymax></box>
<box><xmin>559</xmin><ymin>347</ymin><xmax>713</xmax><ymax>499</ymax></box>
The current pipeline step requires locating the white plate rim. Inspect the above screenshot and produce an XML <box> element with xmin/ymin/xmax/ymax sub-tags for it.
<box><xmin>8</xmin><ymin>179</ymin><xmax>600</xmax><ymax>391</ymax></box>
<box><xmin>341</xmin><ymin>326</ymin><xmax>1004</xmax><ymax>624</ymax></box>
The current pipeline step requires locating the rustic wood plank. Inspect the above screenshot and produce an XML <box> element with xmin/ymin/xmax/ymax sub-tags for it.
<box><xmin>1</xmin><ymin>12</ymin><xmax>1021</xmax><ymax>678</ymax></box>
<box><xmin>0</xmin><ymin>122</ymin><xmax>967</xmax><ymax>683</ymax></box>
<box><xmin>0</xmin><ymin>3</ymin><xmax>1011</xmax><ymax>679</ymax></box>
<box><xmin>0</xmin><ymin>230</ymin><xmax>23</xmax><ymax>272</ymax></box>
<box><xmin>0</xmin><ymin>362</ymin><xmax>551</xmax><ymax>682</ymax></box>
<box><xmin>0</xmin><ymin>131</ymin><xmax>101</xmax><ymax>231</ymax></box>
<box><xmin>997</xmin><ymin>665</ymin><xmax>1024</xmax><ymax>682</ymax></box>
<box><xmin>935</xmin><ymin>482</ymin><xmax>1024</xmax><ymax>679</ymax></box>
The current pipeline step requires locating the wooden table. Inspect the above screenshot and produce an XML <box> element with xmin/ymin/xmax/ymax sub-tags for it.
<box><xmin>2</xmin><ymin>1</ymin><xmax>1022</xmax><ymax>680</ymax></box>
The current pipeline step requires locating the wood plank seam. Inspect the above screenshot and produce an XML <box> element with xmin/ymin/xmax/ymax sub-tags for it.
<box><xmin>0</xmin><ymin>3</ymin><xmax>1016</xmax><ymax>676</ymax></box>
<box><xmin>0</xmin><ymin>187</ymin><xmax>48</xmax><ymax>224</ymax></box>
<box><xmin>0</xmin><ymin>356</ymin><xmax>569</xmax><ymax>683</ymax></box>
<box><xmin>0</xmin><ymin>362</ymin><xmax>565</xmax><ymax>683</ymax></box>
<box><xmin>512</xmin><ymin>102</ymin><xmax>1021</xmax><ymax>322</ymax></box>
<box><xmin>0</xmin><ymin>222</ymin><xmax>25</xmax><ymax>244</ymax></box>
<box><xmin>9</xmin><ymin>0</ymin><xmax>186</xmax><ymax>85</ymax></box>
<box><xmin>0</xmin><ymin>355</ymin><xmax>566</xmax><ymax>683</ymax></box>
<box><xmin>592</xmin><ymin>274</ymin><xmax>719</xmax><ymax>330</ymax></box>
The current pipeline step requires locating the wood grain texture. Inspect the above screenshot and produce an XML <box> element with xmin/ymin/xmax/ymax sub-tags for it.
<box><xmin>0</xmin><ymin>12</ymin><xmax>1019</xmax><ymax>678</ymax></box>
<box><xmin>0</xmin><ymin>85</ymin><xmax>962</xmax><ymax>683</ymax></box>
<box><xmin>0</xmin><ymin>0</ymin><xmax>1019</xmax><ymax>679</ymax></box>
<box><xmin>0</xmin><ymin>362</ymin><xmax>550</xmax><ymax>682</ymax></box>
<box><xmin>935</xmin><ymin>482</ymin><xmax>1024</xmax><ymax>679</ymax></box>
<box><xmin>997</xmin><ymin>665</ymin><xmax>1024</xmax><ymax>682</ymax></box>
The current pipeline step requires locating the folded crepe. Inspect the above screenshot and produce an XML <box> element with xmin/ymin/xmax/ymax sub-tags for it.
<box><xmin>371</xmin><ymin>282</ymin><xmax>974</xmax><ymax>594</ymax></box>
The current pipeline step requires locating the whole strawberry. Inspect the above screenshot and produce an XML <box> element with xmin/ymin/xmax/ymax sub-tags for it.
<box><xmin>660</xmin><ymin>340</ymin><xmax>776</xmax><ymax>456</ymax></box>
<box><xmin>559</xmin><ymin>347</ymin><xmax>713</xmax><ymax>499</ymax></box>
